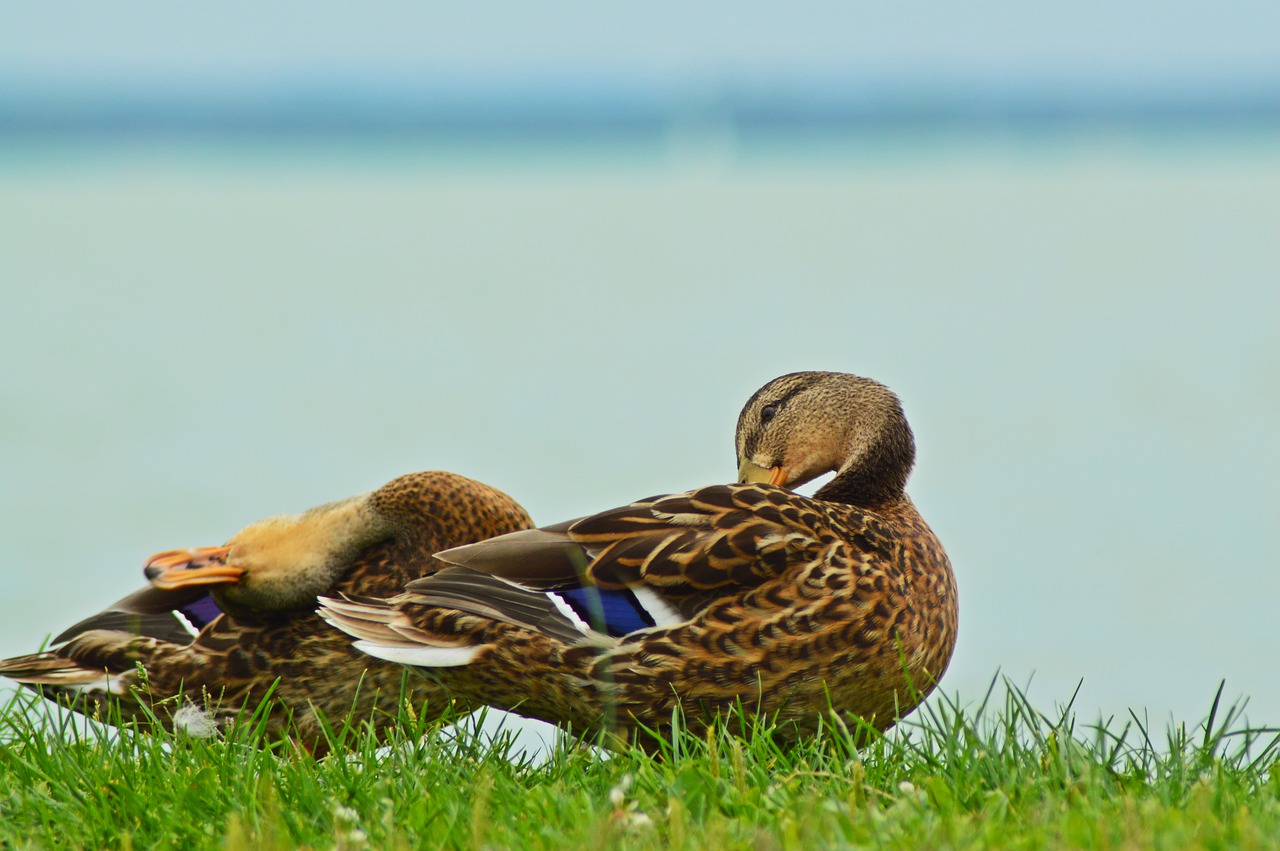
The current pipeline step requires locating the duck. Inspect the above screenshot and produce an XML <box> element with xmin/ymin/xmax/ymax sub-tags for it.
<box><xmin>319</xmin><ymin>372</ymin><xmax>958</xmax><ymax>745</ymax></box>
<box><xmin>0</xmin><ymin>471</ymin><xmax>533</xmax><ymax>753</ymax></box>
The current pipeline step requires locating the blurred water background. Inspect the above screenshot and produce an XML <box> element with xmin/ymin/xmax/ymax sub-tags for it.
<box><xmin>2</xmin><ymin>3</ymin><xmax>1278</xmax><ymax>753</ymax></box>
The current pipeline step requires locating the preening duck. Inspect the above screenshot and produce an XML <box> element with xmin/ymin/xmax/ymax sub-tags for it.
<box><xmin>320</xmin><ymin>372</ymin><xmax>958</xmax><ymax>743</ymax></box>
<box><xmin>0</xmin><ymin>471</ymin><xmax>532</xmax><ymax>752</ymax></box>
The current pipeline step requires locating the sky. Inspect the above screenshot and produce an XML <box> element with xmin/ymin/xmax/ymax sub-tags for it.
<box><xmin>4</xmin><ymin>2</ymin><xmax>1280</xmax><ymax>95</ymax></box>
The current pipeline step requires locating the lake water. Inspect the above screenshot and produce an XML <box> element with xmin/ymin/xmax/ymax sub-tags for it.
<box><xmin>2</xmin><ymin>128</ymin><xmax>1278</xmax><ymax>750</ymax></box>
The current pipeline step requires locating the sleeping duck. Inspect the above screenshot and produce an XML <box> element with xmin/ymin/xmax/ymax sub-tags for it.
<box><xmin>319</xmin><ymin>372</ymin><xmax>958</xmax><ymax>744</ymax></box>
<box><xmin>0</xmin><ymin>471</ymin><xmax>532</xmax><ymax>753</ymax></box>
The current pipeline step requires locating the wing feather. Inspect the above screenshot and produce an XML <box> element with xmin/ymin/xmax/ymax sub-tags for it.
<box><xmin>366</xmin><ymin>483</ymin><xmax>899</xmax><ymax>649</ymax></box>
<box><xmin>52</xmin><ymin>585</ymin><xmax>221</xmax><ymax>645</ymax></box>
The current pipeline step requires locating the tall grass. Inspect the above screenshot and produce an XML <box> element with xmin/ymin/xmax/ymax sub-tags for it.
<box><xmin>1</xmin><ymin>678</ymin><xmax>1278</xmax><ymax>849</ymax></box>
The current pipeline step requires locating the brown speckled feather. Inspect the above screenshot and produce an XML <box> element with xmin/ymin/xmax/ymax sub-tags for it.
<box><xmin>576</xmin><ymin>491</ymin><xmax>955</xmax><ymax>734</ymax></box>
<box><xmin>0</xmin><ymin>471</ymin><xmax>533</xmax><ymax>753</ymax></box>
<box><xmin>320</xmin><ymin>372</ymin><xmax>959</xmax><ymax>745</ymax></box>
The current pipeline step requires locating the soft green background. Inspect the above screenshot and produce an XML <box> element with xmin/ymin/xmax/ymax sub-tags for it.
<box><xmin>2</xmin><ymin>131</ymin><xmax>1277</xmax><ymax>754</ymax></box>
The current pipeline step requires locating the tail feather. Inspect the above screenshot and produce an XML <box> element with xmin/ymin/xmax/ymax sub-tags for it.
<box><xmin>313</xmin><ymin>566</ymin><xmax>681</xmax><ymax>715</ymax></box>
<box><xmin>318</xmin><ymin>565</ymin><xmax>675</xmax><ymax>674</ymax></box>
<box><xmin>402</xmin><ymin>566</ymin><xmax>585</xmax><ymax>643</ymax></box>
<box><xmin>0</xmin><ymin>650</ymin><xmax>140</xmax><ymax>716</ymax></box>
<box><xmin>316</xmin><ymin>591</ymin><xmax>490</xmax><ymax>668</ymax></box>
<box><xmin>0</xmin><ymin>652</ymin><xmax>110</xmax><ymax>686</ymax></box>
<box><xmin>316</xmin><ymin>595</ymin><xmax>403</xmax><ymax>644</ymax></box>
<box><xmin>317</xmin><ymin>595</ymin><xmax>474</xmax><ymax>650</ymax></box>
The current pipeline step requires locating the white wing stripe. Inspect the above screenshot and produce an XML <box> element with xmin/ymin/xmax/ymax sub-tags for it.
<box><xmin>352</xmin><ymin>640</ymin><xmax>479</xmax><ymax>668</ymax></box>
<box><xmin>628</xmin><ymin>585</ymin><xmax>684</xmax><ymax>627</ymax></box>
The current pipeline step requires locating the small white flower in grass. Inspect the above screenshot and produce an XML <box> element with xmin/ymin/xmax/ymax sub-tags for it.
<box><xmin>608</xmin><ymin>773</ymin><xmax>633</xmax><ymax>807</ymax></box>
<box><xmin>607</xmin><ymin>774</ymin><xmax>653</xmax><ymax>832</ymax></box>
<box><xmin>896</xmin><ymin>780</ymin><xmax>928</xmax><ymax>804</ymax></box>
<box><xmin>618</xmin><ymin>811</ymin><xmax>654</xmax><ymax>830</ymax></box>
<box><xmin>332</xmin><ymin>803</ymin><xmax>367</xmax><ymax>847</ymax></box>
<box><xmin>172</xmin><ymin>704</ymin><xmax>219</xmax><ymax>739</ymax></box>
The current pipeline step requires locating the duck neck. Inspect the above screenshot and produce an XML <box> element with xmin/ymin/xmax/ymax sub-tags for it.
<box><xmin>215</xmin><ymin>496</ymin><xmax>394</xmax><ymax>616</ymax></box>
<box><xmin>814</xmin><ymin>428</ymin><xmax>914</xmax><ymax>508</ymax></box>
<box><xmin>814</xmin><ymin>467</ymin><xmax>904</xmax><ymax>508</ymax></box>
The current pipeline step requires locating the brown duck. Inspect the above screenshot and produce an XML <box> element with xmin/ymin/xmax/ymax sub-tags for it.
<box><xmin>320</xmin><ymin>372</ymin><xmax>958</xmax><ymax>744</ymax></box>
<box><xmin>0</xmin><ymin>471</ymin><xmax>532</xmax><ymax>752</ymax></box>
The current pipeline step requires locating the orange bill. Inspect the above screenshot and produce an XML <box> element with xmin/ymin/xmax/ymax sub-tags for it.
<box><xmin>737</xmin><ymin>460</ymin><xmax>789</xmax><ymax>488</ymax></box>
<box><xmin>143</xmin><ymin>545</ymin><xmax>243</xmax><ymax>589</ymax></box>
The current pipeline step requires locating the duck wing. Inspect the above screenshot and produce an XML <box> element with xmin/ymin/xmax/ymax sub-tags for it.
<box><xmin>395</xmin><ymin>483</ymin><xmax>886</xmax><ymax>640</ymax></box>
<box><xmin>51</xmin><ymin>585</ymin><xmax>225</xmax><ymax>646</ymax></box>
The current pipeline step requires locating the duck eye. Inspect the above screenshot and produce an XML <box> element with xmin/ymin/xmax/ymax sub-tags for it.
<box><xmin>760</xmin><ymin>404</ymin><xmax>778</xmax><ymax>424</ymax></box>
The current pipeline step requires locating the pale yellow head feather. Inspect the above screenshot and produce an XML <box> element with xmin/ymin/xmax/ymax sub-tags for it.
<box><xmin>216</xmin><ymin>494</ymin><xmax>391</xmax><ymax>610</ymax></box>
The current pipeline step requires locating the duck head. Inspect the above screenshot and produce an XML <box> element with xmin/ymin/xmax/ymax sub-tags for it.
<box><xmin>735</xmin><ymin>371</ymin><xmax>916</xmax><ymax>505</ymax></box>
<box><xmin>143</xmin><ymin>495</ymin><xmax>392</xmax><ymax>613</ymax></box>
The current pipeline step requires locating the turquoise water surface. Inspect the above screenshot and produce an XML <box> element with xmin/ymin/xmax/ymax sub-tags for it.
<box><xmin>2</xmin><ymin>129</ymin><xmax>1278</xmax><ymax>749</ymax></box>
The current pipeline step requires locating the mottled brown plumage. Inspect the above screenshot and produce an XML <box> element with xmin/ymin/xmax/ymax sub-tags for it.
<box><xmin>320</xmin><ymin>372</ymin><xmax>958</xmax><ymax>744</ymax></box>
<box><xmin>0</xmin><ymin>471</ymin><xmax>532</xmax><ymax>752</ymax></box>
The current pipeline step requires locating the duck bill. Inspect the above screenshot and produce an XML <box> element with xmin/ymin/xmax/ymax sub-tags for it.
<box><xmin>143</xmin><ymin>546</ymin><xmax>243</xmax><ymax>590</ymax></box>
<box><xmin>738</xmin><ymin>460</ymin><xmax>789</xmax><ymax>487</ymax></box>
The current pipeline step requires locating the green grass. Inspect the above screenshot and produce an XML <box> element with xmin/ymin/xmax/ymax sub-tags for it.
<box><xmin>1</xmin><ymin>680</ymin><xmax>1278</xmax><ymax>850</ymax></box>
